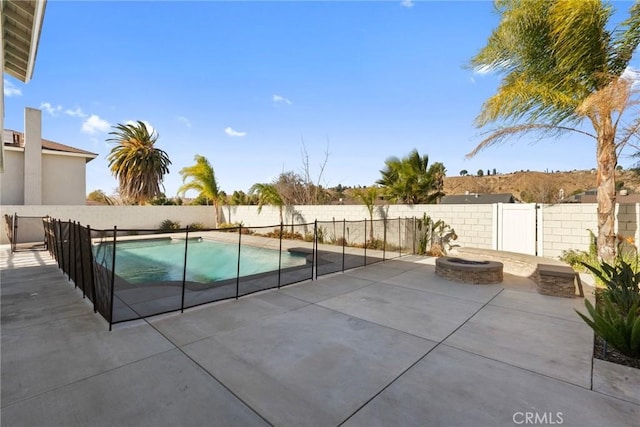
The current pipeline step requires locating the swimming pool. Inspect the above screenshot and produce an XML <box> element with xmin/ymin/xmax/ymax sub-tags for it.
<box><xmin>106</xmin><ymin>238</ymin><xmax>308</xmax><ymax>284</ymax></box>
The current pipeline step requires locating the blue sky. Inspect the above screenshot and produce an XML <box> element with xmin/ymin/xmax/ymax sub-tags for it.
<box><xmin>4</xmin><ymin>0</ymin><xmax>640</xmax><ymax>197</ymax></box>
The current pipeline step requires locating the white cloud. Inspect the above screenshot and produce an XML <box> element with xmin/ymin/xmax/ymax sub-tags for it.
<box><xmin>224</xmin><ymin>126</ymin><xmax>247</xmax><ymax>137</ymax></box>
<box><xmin>4</xmin><ymin>79</ymin><xmax>21</xmax><ymax>97</ymax></box>
<box><xmin>40</xmin><ymin>102</ymin><xmax>63</xmax><ymax>116</ymax></box>
<box><xmin>82</xmin><ymin>115</ymin><xmax>111</xmax><ymax>134</ymax></box>
<box><xmin>65</xmin><ymin>107</ymin><xmax>87</xmax><ymax>118</ymax></box>
<box><xmin>622</xmin><ymin>66</ymin><xmax>640</xmax><ymax>88</ymax></box>
<box><xmin>125</xmin><ymin>120</ymin><xmax>156</xmax><ymax>136</ymax></box>
<box><xmin>273</xmin><ymin>94</ymin><xmax>292</xmax><ymax>105</ymax></box>
<box><xmin>177</xmin><ymin>116</ymin><xmax>192</xmax><ymax>128</ymax></box>
<box><xmin>400</xmin><ymin>0</ymin><xmax>414</xmax><ymax>8</ymax></box>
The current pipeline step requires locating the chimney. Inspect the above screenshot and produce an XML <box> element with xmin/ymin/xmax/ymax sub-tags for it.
<box><xmin>23</xmin><ymin>108</ymin><xmax>42</xmax><ymax>205</ymax></box>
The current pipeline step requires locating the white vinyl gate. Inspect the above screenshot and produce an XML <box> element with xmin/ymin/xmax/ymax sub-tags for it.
<box><xmin>496</xmin><ymin>203</ymin><xmax>538</xmax><ymax>255</ymax></box>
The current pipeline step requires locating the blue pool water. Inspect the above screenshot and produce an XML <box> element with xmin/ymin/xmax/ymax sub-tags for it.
<box><xmin>108</xmin><ymin>238</ymin><xmax>307</xmax><ymax>284</ymax></box>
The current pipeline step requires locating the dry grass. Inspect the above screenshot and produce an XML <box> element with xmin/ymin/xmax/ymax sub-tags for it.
<box><xmin>444</xmin><ymin>169</ymin><xmax>640</xmax><ymax>202</ymax></box>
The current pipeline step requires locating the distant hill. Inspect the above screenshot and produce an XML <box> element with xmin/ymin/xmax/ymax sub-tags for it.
<box><xmin>443</xmin><ymin>169</ymin><xmax>640</xmax><ymax>203</ymax></box>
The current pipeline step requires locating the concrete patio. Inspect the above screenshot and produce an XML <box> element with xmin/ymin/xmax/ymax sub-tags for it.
<box><xmin>1</xmin><ymin>247</ymin><xmax>638</xmax><ymax>426</ymax></box>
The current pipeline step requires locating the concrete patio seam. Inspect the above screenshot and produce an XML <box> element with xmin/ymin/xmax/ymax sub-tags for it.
<box><xmin>438</xmin><ymin>343</ymin><xmax>640</xmax><ymax>407</ymax></box>
<box><xmin>488</xmin><ymin>300</ymin><xmax>588</xmax><ymax>324</ymax></box>
<box><xmin>0</xmin><ymin>347</ymin><xmax>178</xmax><ymax>410</ymax></box>
<box><xmin>377</xmin><ymin>278</ymin><xmax>503</xmax><ymax>304</ymax></box>
<box><xmin>274</xmin><ymin>278</ymin><xmax>379</xmax><ymax>304</ymax></box>
<box><xmin>0</xmin><ymin>310</ymin><xmax>97</xmax><ymax>332</ymax></box>
<box><xmin>336</xmin><ymin>287</ymin><xmax>506</xmax><ymax>426</ymax></box>
<box><xmin>141</xmin><ymin>317</ymin><xmax>276</xmax><ymax>426</ymax></box>
<box><xmin>591</xmin><ymin>387</ymin><xmax>640</xmax><ymax>406</ymax></box>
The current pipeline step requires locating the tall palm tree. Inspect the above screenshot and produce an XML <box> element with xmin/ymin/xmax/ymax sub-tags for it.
<box><xmin>469</xmin><ymin>0</ymin><xmax>640</xmax><ymax>261</ymax></box>
<box><xmin>249</xmin><ymin>183</ymin><xmax>285</xmax><ymax>224</ymax></box>
<box><xmin>107</xmin><ymin>121</ymin><xmax>171</xmax><ymax>205</ymax></box>
<box><xmin>376</xmin><ymin>149</ymin><xmax>445</xmax><ymax>204</ymax></box>
<box><xmin>177</xmin><ymin>155</ymin><xmax>222</xmax><ymax>225</ymax></box>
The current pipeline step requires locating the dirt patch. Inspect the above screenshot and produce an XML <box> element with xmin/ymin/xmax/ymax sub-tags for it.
<box><xmin>593</xmin><ymin>334</ymin><xmax>640</xmax><ymax>369</ymax></box>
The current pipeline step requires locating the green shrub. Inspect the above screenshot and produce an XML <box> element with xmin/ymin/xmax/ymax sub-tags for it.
<box><xmin>365</xmin><ymin>238</ymin><xmax>385</xmax><ymax>250</ymax></box>
<box><xmin>216</xmin><ymin>222</ymin><xmax>252</xmax><ymax>234</ymax></box>
<box><xmin>575</xmin><ymin>239</ymin><xmax>640</xmax><ymax>359</ymax></box>
<box><xmin>334</xmin><ymin>237</ymin><xmax>347</xmax><ymax>246</ymax></box>
<box><xmin>316</xmin><ymin>226</ymin><xmax>327</xmax><ymax>244</ymax></box>
<box><xmin>560</xmin><ymin>230</ymin><xmax>598</xmax><ymax>272</ymax></box>
<box><xmin>159</xmin><ymin>219</ymin><xmax>181</xmax><ymax>231</ymax></box>
<box><xmin>581</xmin><ymin>258</ymin><xmax>640</xmax><ymax>314</ymax></box>
<box><xmin>187</xmin><ymin>222</ymin><xmax>204</xmax><ymax>230</ymax></box>
<box><xmin>576</xmin><ymin>296</ymin><xmax>640</xmax><ymax>358</ymax></box>
<box><xmin>561</xmin><ymin>230</ymin><xmax>639</xmax><ymax>287</ymax></box>
<box><xmin>264</xmin><ymin>229</ymin><xmax>304</xmax><ymax>240</ymax></box>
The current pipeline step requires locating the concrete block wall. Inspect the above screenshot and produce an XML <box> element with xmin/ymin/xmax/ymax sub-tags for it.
<box><xmin>220</xmin><ymin>204</ymin><xmax>494</xmax><ymax>250</ymax></box>
<box><xmin>540</xmin><ymin>204</ymin><xmax>598</xmax><ymax>260</ymax></box>
<box><xmin>615</xmin><ymin>203</ymin><xmax>640</xmax><ymax>245</ymax></box>
<box><xmin>5</xmin><ymin>202</ymin><xmax>639</xmax><ymax>261</ymax></box>
<box><xmin>0</xmin><ymin>205</ymin><xmax>216</xmax><ymax>244</ymax></box>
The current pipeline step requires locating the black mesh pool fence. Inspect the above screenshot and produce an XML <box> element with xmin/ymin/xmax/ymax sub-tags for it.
<box><xmin>41</xmin><ymin>217</ymin><xmax>424</xmax><ymax>329</ymax></box>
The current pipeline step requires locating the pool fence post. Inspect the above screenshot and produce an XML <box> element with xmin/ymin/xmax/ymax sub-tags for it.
<box><xmin>277</xmin><ymin>222</ymin><xmax>283</xmax><ymax>289</ymax></box>
<box><xmin>413</xmin><ymin>216</ymin><xmax>416</xmax><ymax>255</ymax></box>
<box><xmin>67</xmin><ymin>219</ymin><xmax>72</xmax><ymax>282</ymax></box>
<box><xmin>313</xmin><ymin>220</ymin><xmax>317</xmax><ymax>280</ymax></box>
<box><xmin>57</xmin><ymin>219</ymin><xmax>64</xmax><ymax>271</ymax></box>
<box><xmin>67</xmin><ymin>218</ymin><xmax>78</xmax><ymax>288</ymax></box>
<box><xmin>108</xmin><ymin>226</ymin><xmax>117</xmax><ymax>331</ymax></box>
<box><xmin>342</xmin><ymin>219</ymin><xmax>346</xmax><ymax>272</ymax></box>
<box><xmin>396</xmin><ymin>217</ymin><xmax>399</xmax><ymax>257</ymax></box>
<box><xmin>236</xmin><ymin>225</ymin><xmax>242</xmax><ymax>299</ymax></box>
<box><xmin>87</xmin><ymin>225</ymin><xmax>98</xmax><ymax>314</ymax></box>
<box><xmin>12</xmin><ymin>213</ymin><xmax>17</xmax><ymax>252</ymax></box>
<box><xmin>364</xmin><ymin>219</ymin><xmax>368</xmax><ymax>266</ymax></box>
<box><xmin>383</xmin><ymin>218</ymin><xmax>387</xmax><ymax>261</ymax></box>
<box><xmin>77</xmin><ymin>221</ymin><xmax>86</xmax><ymax>298</ymax></box>
<box><xmin>181</xmin><ymin>226</ymin><xmax>189</xmax><ymax>313</ymax></box>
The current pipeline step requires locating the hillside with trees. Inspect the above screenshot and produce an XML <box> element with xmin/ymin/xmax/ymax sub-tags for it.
<box><xmin>443</xmin><ymin>169</ymin><xmax>640</xmax><ymax>203</ymax></box>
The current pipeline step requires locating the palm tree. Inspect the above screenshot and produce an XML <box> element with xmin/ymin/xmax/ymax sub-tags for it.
<box><xmin>469</xmin><ymin>1</ymin><xmax>640</xmax><ymax>261</ymax></box>
<box><xmin>177</xmin><ymin>155</ymin><xmax>222</xmax><ymax>225</ymax></box>
<box><xmin>249</xmin><ymin>183</ymin><xmax>285</xmax><ymax>224</ymax></box>
<box><xmin>87</xmin><ymin>189</ymin><xmax>116</xmax><ymax>205</ymax></box>
<box><xmin>107</xmin><ymin>121</ymin><xmax>171</xmax><ymax>205</ymax></box>
<box><xmin>376</xmin><ymin>149</ymin><xmax>445</xmax><ymax>204</ymax></box>
<box><xmin>354</xmin><ymin>186</ymin><xmax>381</xmax><ymax>242</ymax></box>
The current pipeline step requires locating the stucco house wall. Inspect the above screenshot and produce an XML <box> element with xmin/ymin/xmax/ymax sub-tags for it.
<box><xmin>0</xmin><ymin>149</ymin><xmax>24</xmax><ymax>204</ymax></box>
<box><xmin>41</xmin><ymin>152</ymin><xmax>88</xmax><ymax>205</ymax></box>
<box><xmin>2</xmin><ymin>124</ymin><xmax>97</xmax><ymax>206</ymax></box>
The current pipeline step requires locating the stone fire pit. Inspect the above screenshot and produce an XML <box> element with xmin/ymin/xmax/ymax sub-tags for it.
<box><xmin>435</xmin><ymin>257</ymin><xmax>503</xmax><ymax>285</ymax></box>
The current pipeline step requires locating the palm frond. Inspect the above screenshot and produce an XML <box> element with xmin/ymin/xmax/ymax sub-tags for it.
<box><xmin>466</xmin><ymin>123</ymin><xmax>596</xmax><ymax>158</ymax></box>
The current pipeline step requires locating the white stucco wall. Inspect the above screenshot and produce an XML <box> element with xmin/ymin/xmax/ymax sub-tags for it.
<box><xmin>0</xmin><ymin>150</ymin><xmax>24</xmax><ymax>205</ymax></box>
<box><xmin>41</xmin><ymin>154</ymin><xmax>88</xmax><ymax>205</ymax></box>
